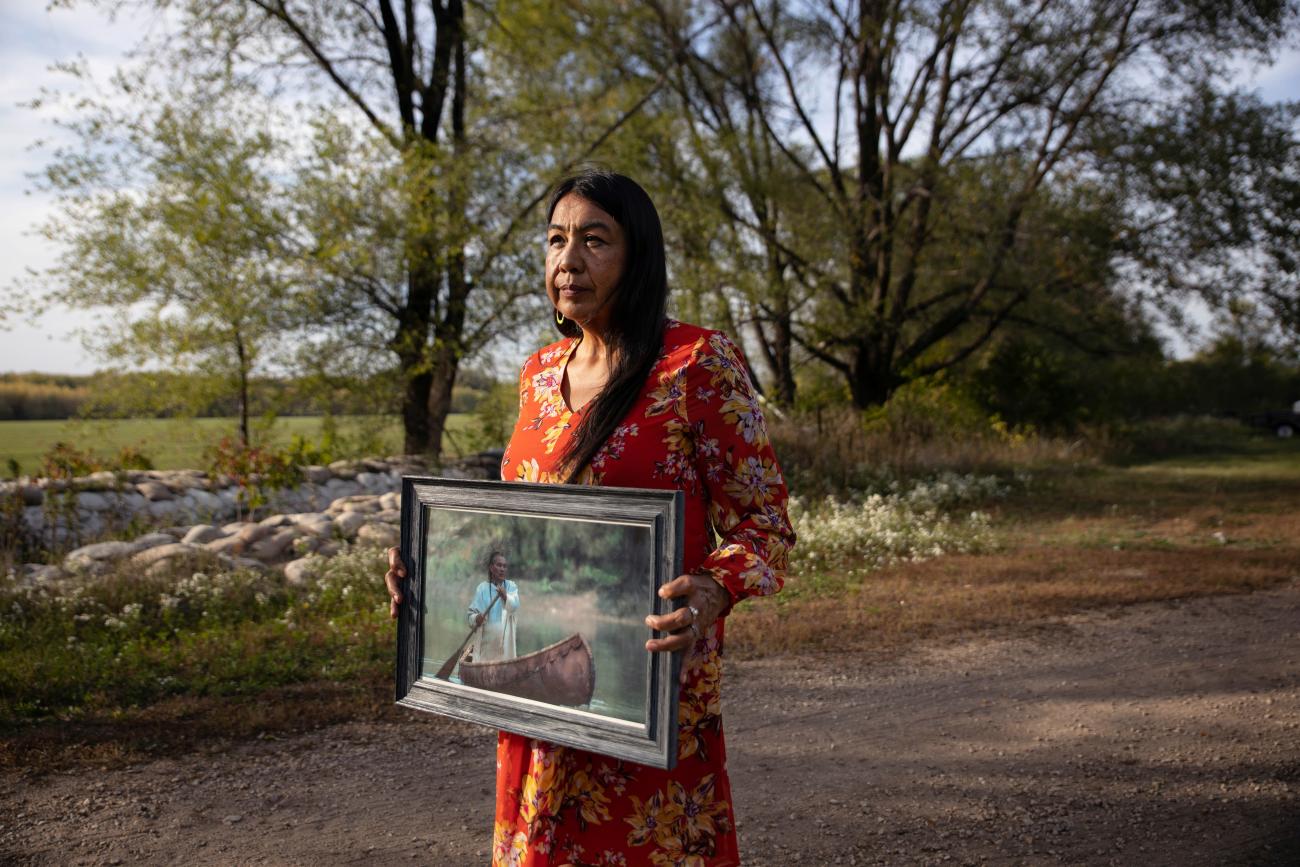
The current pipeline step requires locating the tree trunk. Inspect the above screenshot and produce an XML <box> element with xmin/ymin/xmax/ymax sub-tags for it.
<box><xmin>848</xmin><ymin>343</ymin><xmax>899</xmax><ymax>409</ymax></box>
<box><xmin>422</xmin><ymin>10</ymin><xmax>470</xmax><ymax>462</ymax></box>
<box><xmin>426</xmin><ymin>341</ymin><xmax>460</xmax><ymax>460</ymax></box>
<box><xmin>234</xmin><ymin>327</ymin><xmax>250</xmax><ymax>446</ymax></box>
<box><xmin>394</xmin><ymin>261</ymin><xmax>437</xmax><ymax>455</ymax></box>
<box><xmin>769</xmin><ymin>312</ymin><xmax>797</xmax><ymax>407</ymax></box>
<box><xmin>400</xmin><ymin>366</ymin><xmax>434</xmax><ymax>455</ymax></box>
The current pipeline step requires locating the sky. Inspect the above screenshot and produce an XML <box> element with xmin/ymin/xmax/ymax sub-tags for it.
<box><xmin>1</xmin><ymin>4</ymin><xmax>1299</xmax><ymax>375</ymax></box>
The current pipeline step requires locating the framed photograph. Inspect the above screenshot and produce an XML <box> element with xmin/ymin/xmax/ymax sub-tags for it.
<box><xmin>395</xmin><ymin>476</ymin><xmax>685</xmax><ymax>769</ymax></box>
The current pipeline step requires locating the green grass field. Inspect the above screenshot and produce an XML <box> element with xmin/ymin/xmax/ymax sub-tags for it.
<box><xmin>0</xmin><ymin>414</ymin><xmax>476</xmax><ymax>475</ymax></box>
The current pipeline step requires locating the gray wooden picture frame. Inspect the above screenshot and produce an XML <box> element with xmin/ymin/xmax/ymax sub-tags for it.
<box><xmin>396</xmin><ymin>476</ymin><xmax>685</xmax><ymax>770</ymax></box>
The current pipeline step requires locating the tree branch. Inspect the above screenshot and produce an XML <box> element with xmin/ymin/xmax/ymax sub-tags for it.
<box><xmin>249</xmin><ymin>0</ymin><xmax>400</xmax><ymax>147</ymax></box>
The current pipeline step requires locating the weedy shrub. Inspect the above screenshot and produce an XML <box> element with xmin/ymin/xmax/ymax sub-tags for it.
<box><xmin>771</xmin><ymin>404</ymin><xmax>1085</xmax><ymax>498</ymax></box>
<box><xmin>1097</xmin><ymin>415</ymin><xmax>1261</xmax><ymax>463</ymax></box>
<box><xmin>784</xmin><ymin>473</ymin><xmax>1008</xmax><ymax>600</ymax></box>
<box><xmin>205</xmin><ymin>436</ymin><xmax>302</xmax><ymax>519</ymax></box>
<box><xmin>0</xmin><ymin>546</ymin><xmax>391</xmax><ymax>725</ymax></box>
<box><xmin>0</xmin><ymin>488</ymin><xmax>42</xmax><ymax>570</ymax></box>
<box><xmin>282</xmin><ymin>414</ymin><xmax>389</xmax><ymax>466</ymax></box>
<box><xmin>30</xmin><ymin>442</ymin><xmax>159</xmax><ymax>556</ymax></box>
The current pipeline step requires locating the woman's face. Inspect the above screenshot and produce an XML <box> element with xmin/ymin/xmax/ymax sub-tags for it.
<box><xmin>546</xmin><ymin>193</ymin><xmax>627</xmax><ymax>333</ymax></box>
<box><xmin>489</xmin><ymin>555</ymin><xmax>507</xmax><ymax>581</ymax></box>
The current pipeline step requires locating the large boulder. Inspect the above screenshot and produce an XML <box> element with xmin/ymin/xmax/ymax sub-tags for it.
<box><xmin>147</xmin><ymin>500</ymin><xmax>180</xmax><ymax>520</ymax></box>
<box><xmin>137</xmin><ymin>481</ymin><xmax>174</xmax><ymax>501</ymax></box>
<box><xmin>248</xmin><ymin>527</ymin><xmax>300</xmax><ymax>561</ymax></box>
<box><xmin>23</xmin><ymin>507</ymin><xmax>43</xmax><ymax>531</ymax></box>
<box><xmin>330</xmin><ymin>494</ymin><xmax>381</xmax><ymax>514</ymax></box>
<box><xmin>282</xmin><ymin>556</ymin><xmax>321</xmax><ymax>586</ymax></box>
<box><xmin>182</xmin><ymin>524</ymin><xmax>225</xmax><ymax>545</ymax></box>
<box><xmin>315</xmin><ymin>540</ymin><xmax>341</xmax><ymax>558</ymax></box>
<box><xmin>302</xmin><ymin>465</ymin><xmax>331</xmax><ymax>484</ymax></box>
<box><xmin>205</xmin><ymin>534</ymin><xmax>246</xmax><ymax>556</ymax></box>
<box><xmin>327</xmin><ymin>460</ymin><xmax>359</xmax><ymax>480</ymax></box>
<box><xmin>65</xmin><ymin>540</ymin><xmax>145</xmax><ymax>572</ymax></box>
<box><xmin>134</xmin><ymin>532</ymin><xmax>179</xmax><ymax>550</ymax></box>
<box><xmin>76</xmin><ymin>491</ymin><xmax>112</xmax><ymax>511</ymax></box>
<box><xmin>259</xmin><ymin>513</ymin><xmax>294</xmax><ymax>528</ymax></box>
<box><xmin>235</xmin><ymin>524</ymin><xmax>274</xmax><ymax>546</ymax></box>
<box><xmin>354</xmin><ymin>471</ymin><xmax>387</xmax><ymax>491</ymax></box>
<box><xmin>166</xmin><ymin>471</ymin><xmax>208</xmax><ymax>491</ymax></box>
<box><xmin>332</xmin><ymin>511</ymin><xmax>368</xmax><ymax>540</ymax></box>
<box><xmin>184</xmin><ymin>489</ymin><xmax>223</xmax><ymax>512</ymax></box>
<box><xmin>291</xmin><ymin>513</ymin><xmax>334</xmax><ymax>537</ymax></box>
<box><xmin>80</xmin><ymin>470</ymin><xmax>119</xmax><ymax>491</ymax></box>
<box><xmin>131</xmin><ymin>542</ymin><xmax>207</xmax><ymax>568</ymax></box>
<box><xmin>356</xmin><ymin>522</ymin><xmax>399</xmax><ymax>549</ymax></box>
<box><xmin>323</xmin><ymin>478</ymin><xmax>361</xmax><ymax>500</ymax></box>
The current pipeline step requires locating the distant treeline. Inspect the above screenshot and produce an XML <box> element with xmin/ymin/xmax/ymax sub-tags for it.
<box><xmin>960</xmin><ymin>336</ymin><xmax>1300</xmax><ymax>432</ymax></box>
<box><xmin>3</xmin><ymin>346</ymin><xmax>1296</xmax><ymax>429</ymax></box>
<box><xmin>0</xmin><ymin>369</ymin><xmax>498</xmax><ymax>421</ymax></box>
<box><xmin>0</xmin><ymin>374</ymin><xmax>92</xmax><ymax>421</ymax></box>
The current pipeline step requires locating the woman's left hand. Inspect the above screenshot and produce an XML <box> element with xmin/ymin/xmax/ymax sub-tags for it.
<box><xmin>644</xmin><ymin>573</ymin><xmax>730</xmax><ymax>653</ymax></box>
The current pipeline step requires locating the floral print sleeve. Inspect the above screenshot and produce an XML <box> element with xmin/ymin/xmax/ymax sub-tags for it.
<box><xmin>682</xmin><ymin>332</ymin><xmax>794</xmax><ymax>607</ymax></box>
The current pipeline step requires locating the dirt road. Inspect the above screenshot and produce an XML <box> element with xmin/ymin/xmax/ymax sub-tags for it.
<box><xmin>3</xmin><ymin>580</ymin><xmax>1298</xmax><ymax>866</ymax></box>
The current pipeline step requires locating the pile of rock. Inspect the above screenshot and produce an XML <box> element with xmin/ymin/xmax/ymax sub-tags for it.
<box><xmin>37</xmin><ymin>490</ymin><xmax>403</xmax><ymax>587</ymax></box>
<box><xmin>9</xmin><ymin>450</ymin><xmax>505</xmax><ymax>587</ymax></box>
<box><xmin>5</xmin><ymin>457</ymin><xmax>431</xmax><ymax>545</ymax></box>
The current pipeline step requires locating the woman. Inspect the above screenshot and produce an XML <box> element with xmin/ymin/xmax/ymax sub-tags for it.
<box><xmin>385</xmin><ymin>169</ymin><xmax>794</xmax><ymax>866</ymax></box>
<box><xmin>466</xmin><ymin>550</ymin><xmax>520</xmax><ymax>663</ymax></box>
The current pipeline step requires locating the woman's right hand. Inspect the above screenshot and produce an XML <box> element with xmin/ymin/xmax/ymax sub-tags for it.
<box><xmin>384</xmin><ymin>546</ymin><xmax>405</xmax><ymax>620</ymax></box>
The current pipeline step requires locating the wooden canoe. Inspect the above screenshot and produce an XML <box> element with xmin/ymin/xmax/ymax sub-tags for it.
<box><xmin>458</xmin><ymin>632</ymin><xmax>595</xmax><ymax>707</ymax></box>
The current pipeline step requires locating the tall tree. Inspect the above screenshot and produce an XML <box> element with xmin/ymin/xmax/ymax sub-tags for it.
<box><xmin>1102</xmin><ymin>86</ymin><xmax>1300</xmax><ymax>352</ymax></box>
<box><xmin>33</xmin><ymin>95</ymin><xmax>299</xmax><ymax>445</ymax></box>
<box><xmin>645</xmin><ymin>0</ymin><xmax>1300</xmax><ymax>407</ymax></box>
<box><xmin>57</xmin><ymin>0</ymin><xmax>660</xmax><ymax>455</ymax></box>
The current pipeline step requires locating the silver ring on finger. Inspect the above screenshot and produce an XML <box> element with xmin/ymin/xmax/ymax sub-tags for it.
<box><xmin>687</xmin><ymin>605</ymin><xmax>700</xmax><ymax>624</ymax></box>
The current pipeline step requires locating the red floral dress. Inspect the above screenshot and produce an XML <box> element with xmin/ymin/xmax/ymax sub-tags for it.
<box><xmin>493</xmin><ymin>321</ymin><xmax>795</xmax><ymax>866</ymax></box>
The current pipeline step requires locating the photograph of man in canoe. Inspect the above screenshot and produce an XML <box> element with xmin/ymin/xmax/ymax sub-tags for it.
<box><xmin>465</xmin><ymin>550</ymin><xmax>520</xmax><ymax>663</ymax></box>
<box><xmin>419</xmin><ymin>507</ymin><xmax>651</xmax><ymax>723</ymax></box>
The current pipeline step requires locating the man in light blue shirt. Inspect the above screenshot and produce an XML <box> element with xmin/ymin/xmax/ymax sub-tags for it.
<box><xmin>467</xmin><ymin>550</ymin><xmax>520</xmax><ymax>661</ymax></box>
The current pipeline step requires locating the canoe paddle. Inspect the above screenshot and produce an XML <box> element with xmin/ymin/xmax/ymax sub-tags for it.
<box><xmin>435</xmin><ymin>585</ymin><xmax>504</xmax><ymax>680</ymax></box>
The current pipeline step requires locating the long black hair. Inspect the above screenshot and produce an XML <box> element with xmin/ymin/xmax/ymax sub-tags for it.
<box><xmin>547</xmin><ymin>169</ymin><xmax>668</xmax><ymax>483</ymax></box>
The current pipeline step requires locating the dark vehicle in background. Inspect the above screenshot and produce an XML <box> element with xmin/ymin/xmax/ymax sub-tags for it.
<box><xmin>1248</xmin><ymin>400</ymin><xmax>1300</xmax><ymax>438</ymax></box>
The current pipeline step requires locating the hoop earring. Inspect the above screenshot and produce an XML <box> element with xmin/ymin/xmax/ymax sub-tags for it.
<box><xmin>556</xmin><ymin>309</ymin><xmax>565</xmax><ymax>326</ymax></box>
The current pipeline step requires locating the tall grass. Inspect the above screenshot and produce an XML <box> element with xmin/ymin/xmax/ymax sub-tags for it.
<box><xmin>770</xmin><ymin>404</ymin><xmax>1090</xmax><ymax>497</ymax></box>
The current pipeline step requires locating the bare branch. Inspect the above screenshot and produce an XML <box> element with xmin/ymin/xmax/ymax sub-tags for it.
<box><xmin>248</xmin><ymin>0</ymin><xmax>400</xmax><ymax>147</ymax></box>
